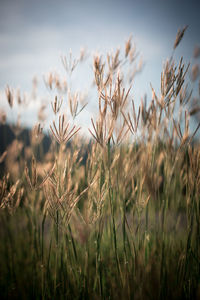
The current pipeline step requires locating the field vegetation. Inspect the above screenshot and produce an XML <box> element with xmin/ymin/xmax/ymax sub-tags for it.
<box><xmin>0</xmin><ymin>27</ymin><xmax>200</xmax><ymax>299</ymax></box>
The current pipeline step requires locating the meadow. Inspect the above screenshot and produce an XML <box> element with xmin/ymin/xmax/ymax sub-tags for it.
<box><xmin>0</xmin><ymin>27</ymin><xmax>200</xmax><ymax>299</ymax></box>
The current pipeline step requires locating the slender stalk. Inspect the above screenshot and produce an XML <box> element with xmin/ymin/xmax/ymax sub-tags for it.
<box><xmin>107</xmin><ymin>140</ymin><xmax>122</xmax><ymax>286</ymax></box>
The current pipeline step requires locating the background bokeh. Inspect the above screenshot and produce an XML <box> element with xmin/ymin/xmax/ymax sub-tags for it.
<box><xmin>0</xmin><ymin>0</ymin><xmax>200</xmax><ymax>133</ymax></box>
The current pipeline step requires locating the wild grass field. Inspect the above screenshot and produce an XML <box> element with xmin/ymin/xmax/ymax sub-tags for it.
<box><xmin>0</xmin><ymin>27</ymin><xmax>200</xmax><ymax>299</ymax></box>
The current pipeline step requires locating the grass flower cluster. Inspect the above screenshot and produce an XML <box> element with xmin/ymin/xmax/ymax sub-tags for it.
<box><xmin>0</xmin><ymin>27</ymin><xmax>200</xmax><ymax>299</ymax></box>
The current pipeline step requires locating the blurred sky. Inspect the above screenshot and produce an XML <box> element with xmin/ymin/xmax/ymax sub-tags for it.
<box><xmin>0</xmin><ymin>0</ymin><xmax>200</xmax><ymax>130</ymax></box>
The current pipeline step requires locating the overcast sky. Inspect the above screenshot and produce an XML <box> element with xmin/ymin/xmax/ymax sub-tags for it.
<box><xmin>0</xmin><ymin>0</ymin><xmax>200</xmax><ymax>129</ymax></box>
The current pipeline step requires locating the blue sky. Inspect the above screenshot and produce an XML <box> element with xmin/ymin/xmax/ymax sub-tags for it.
<box><xmin>0</xmin><ymin>0</ymin><xmax>200</xmax><ymax>131</ymax></box>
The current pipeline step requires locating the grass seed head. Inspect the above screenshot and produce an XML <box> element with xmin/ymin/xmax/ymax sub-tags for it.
<box><xmin>173</xmin><ymin>25</ymin><xmax>188</xmax><ymax>49</ymax></box>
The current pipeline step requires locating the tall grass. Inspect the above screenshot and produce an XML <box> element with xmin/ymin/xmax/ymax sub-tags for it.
<box><xmin>0</xmin><ymin>27</ymin><xmax>200</xmax><ymax>299</ymax></box>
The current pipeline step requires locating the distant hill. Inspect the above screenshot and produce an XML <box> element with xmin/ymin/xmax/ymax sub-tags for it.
<box><xmin>0</xmin><ymin>124</ymin><xmax>90</xmax><ymax>177</ymax></box>
<box><xmin>0</xmin><ymin>124</ymin><xmax>51</xmax><ymax>156</ymax></box>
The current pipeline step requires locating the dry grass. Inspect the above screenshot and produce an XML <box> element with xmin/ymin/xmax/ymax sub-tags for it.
<box><xmin>0</xmin><ymin>27</ymin><xmax>200</xmax><ymax>299</ymax></box>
